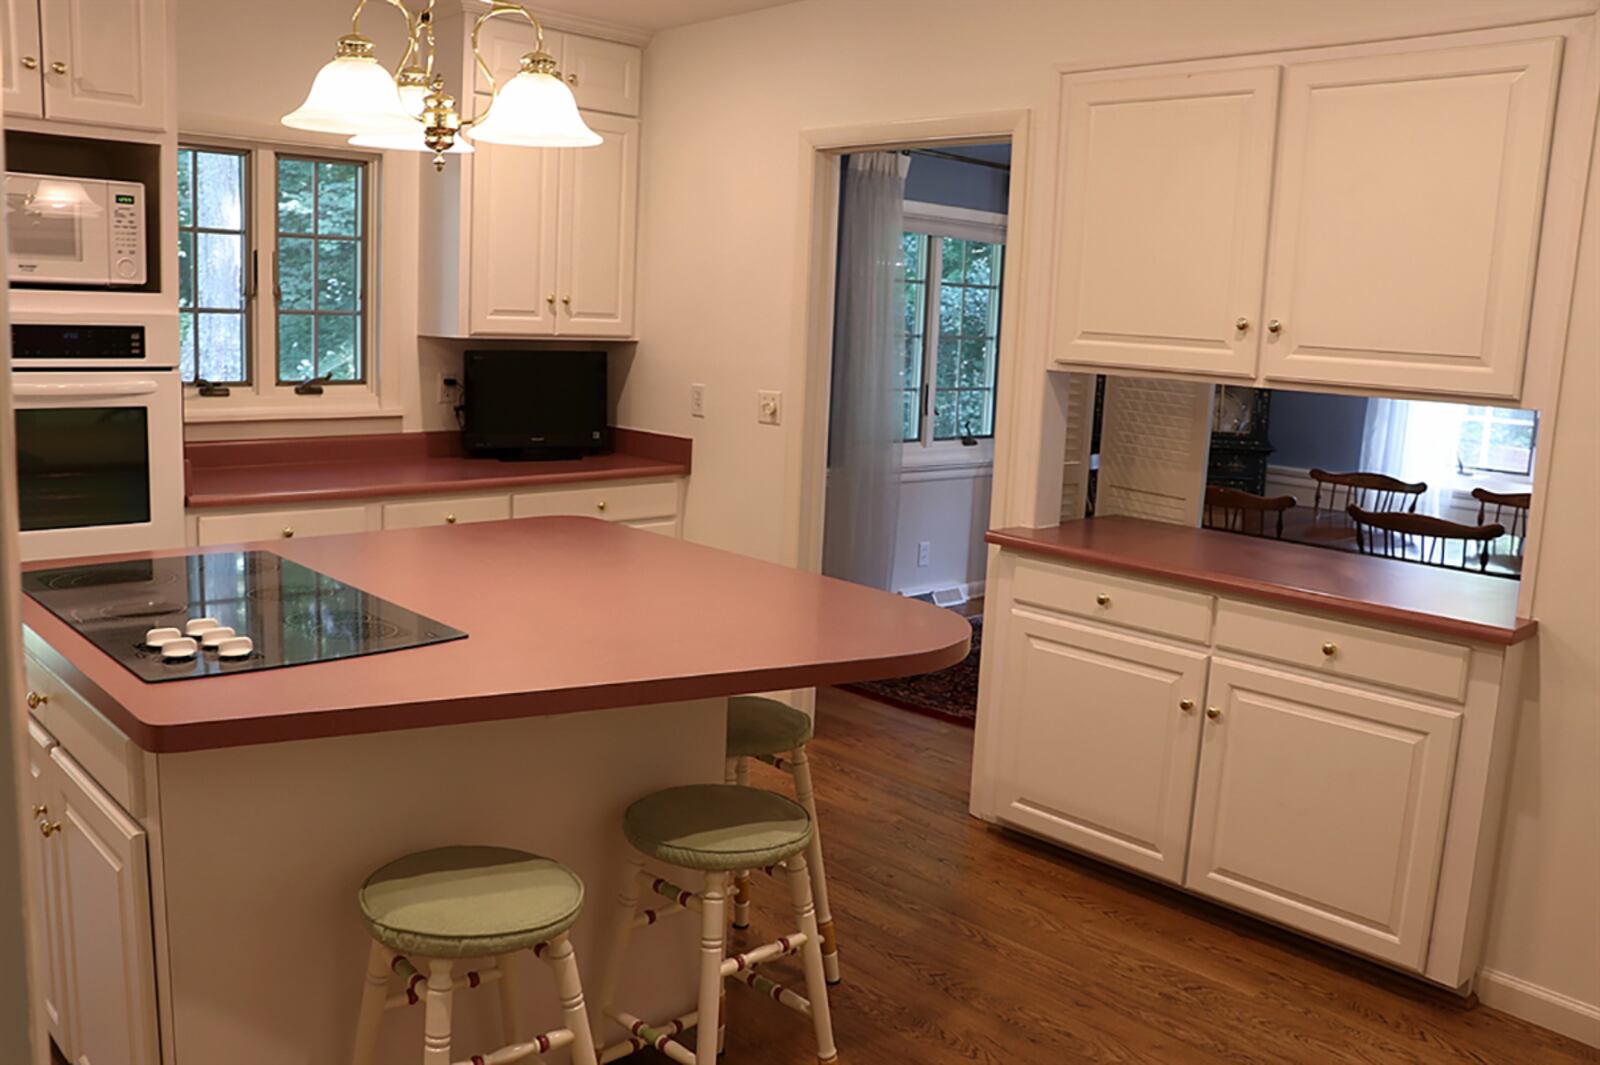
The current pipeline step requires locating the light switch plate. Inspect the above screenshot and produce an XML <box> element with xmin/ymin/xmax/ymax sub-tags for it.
<box><xmin>690</xmin><ymin>383</ymin><xmax>706</xmax><ymax>418</ymax></box>
<box><xmin>757</xmin><ymin>390</ymin><xmax>782</xmax><ymax>425</ymax></box>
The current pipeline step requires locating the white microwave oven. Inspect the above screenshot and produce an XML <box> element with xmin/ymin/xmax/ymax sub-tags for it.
<box><xmin>4</xmin><ymin>172</ymin><xmax>147</xmax><ymax>287</ymax></box>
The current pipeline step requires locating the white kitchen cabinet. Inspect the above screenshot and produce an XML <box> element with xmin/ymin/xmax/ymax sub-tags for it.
<box><xmin>26</xmin><ymin>719</ymin><xmax>71</xmax><ymax>1055</ymax></box>
<box><xmin>1260</xmin><ymin>39</ymin><xmax>1561</xmax><ymax>397</ymax></box>
<box><xmin>995</xmin><ymin>610</ymin><xmax>1209</xmax><ymax>883</ymax></box>
<box><xmin>1052</xmin><ymin>67</ymin><xmax>1279</xmax><ymax>377</ymax></box>
<box><xmin>381</xmin><ymin>493</ymin><xmax>511</xmax><ymax>530</ymax></box>
<box><xmin>512</xmin><ymin>478</ymin><xmax>678</xmax><ymax>524</ymax></box>
<box><xmin>43</xmin><ymin>747</ymin><xmax>160</xmax><ymax>1065</ymax></box>
<box><xmin>556</xmin><ymin>112</ymin><xmax>639</xmax><ymax>338</ymax></box>
<box><xmin>1186</xmin><ymin>658</ymin><xmax>1461</xmax><ymax>970</ymax></box>
<box><xmin>195</xmin><ymin>503</ymin><xmax>372</xmax><ymax>546</ymax></box>
<box><xmin>4</xmin><ymin>0</ymin><xmax>169</xmax><ymax>130</ymax></box>
<box><xmin>561</xmin><ymin>33</ymin><xmax>641</xmax><ymax>117</ymax></box>
<box><xmin>2</xmin><ymin>0</ymin><xmax>43</xmax><ymax>117</ymax></box>
<box><xmin>467</xmin><ymin>138</ymin><xmax>562</xmax><ymax>336</ymax></box>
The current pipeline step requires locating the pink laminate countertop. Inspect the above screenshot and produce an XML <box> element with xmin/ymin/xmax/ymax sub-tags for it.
<box><xmin>987</xmin><ymin>517</ymin><xmax>1535</xmax><ymax>646</ymax></box>
<box><xmin>184</xmin><ymin>429</ymin><xmax>691</xmax><ymax>508</ymax></box>
<box><xmin>22</xmin><ymin>518</ymin><xmax>972</xmax><ymax>753</ymax></box>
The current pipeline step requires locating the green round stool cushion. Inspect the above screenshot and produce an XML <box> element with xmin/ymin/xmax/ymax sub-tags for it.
<box><xmin>359</xmin><ymin>845</ymin><xmax>584</xmax><ymax>959</ymax></box>
<box><xmin>726</xmin><ymin>696</ymin><xmax>814</xmax><ymax>758</ymax></box>
<box><xmin>624</xmin><ymin>784</ymin><xmax>812</xmax><ymax>873</ymax></box>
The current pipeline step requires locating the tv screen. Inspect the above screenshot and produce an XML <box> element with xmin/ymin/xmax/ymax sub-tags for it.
<box><xmin>461</xmin><ymin>350</ymin><xmax>610</xmax><ymax>458</ymax></box>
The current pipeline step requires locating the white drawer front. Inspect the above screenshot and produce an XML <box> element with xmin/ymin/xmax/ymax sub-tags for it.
<box><xmin>382</xmin><ymin>494</ymin><xmax>510</xmax><ymax>530</ymax></box>
<box><xmin>1011</xmin><ymin>558</ymin><xmax>1214</xmax><ymax>644</ymax></box>
<box><xmin>1215</xmin><ymin>599</ymin><xmax>1471</xmax><ymax>702</ymax></box>
<box><xmin>623</xmin><ymin>517</ymin><xmax>680</xmax><ymax>538</ymax></box>
<box><xmin>196</xmin><ymin>505</ymin><xmax>370</xmax><ymax>546</ymax></box>
<box><xmin>512</xmin><ymin>480</ymin><xmax>678</xmax><ymax>523</ymax></box>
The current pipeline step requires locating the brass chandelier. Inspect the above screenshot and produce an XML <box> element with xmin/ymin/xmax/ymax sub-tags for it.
<box><xmin>283</xmin><ymin>0</ymin><xmax>601</xmax><ymax>170</ymax></box>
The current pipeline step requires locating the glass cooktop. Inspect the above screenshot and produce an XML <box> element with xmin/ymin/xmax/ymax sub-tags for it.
<box><xmin>23</xmin><ymin>551</ymin><xmax>467</xmax><ymax>683</ymax></box>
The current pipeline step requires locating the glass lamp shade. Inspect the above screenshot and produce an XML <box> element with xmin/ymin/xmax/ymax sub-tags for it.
<box><xmin>282</xmin><ymin>53</ymin><xmax>417</xmax><ymax>136</ymax></box>
<box><xmin>465</xmin><ymin>70</ymin><xmax>602</xmax><ymax>147</ymax></box>
<box><xmin>349</xmin><ymin>130</ymin><xmax>475</xmax><ymax>155</ymax></box>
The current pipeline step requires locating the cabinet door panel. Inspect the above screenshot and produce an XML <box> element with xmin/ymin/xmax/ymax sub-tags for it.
<box><xmin>996</xmin><ymin>610</ymin><xmax>1208</xmax><ymax>883</ymax></box>
<box><xmin>563</xmin><ymin>35</ymin><xmax>640</xmax><ymax>116</ymax></box>
<box><xmin>472</xmin><ymin>24</ymin><xmax>560</xmax><ymax>96</ymax></box>
<box><xmin>1261</xmin><ymin>39</ymin><xmax>1561</xmax><ymax>397</ymax></box>
<box><xmin>1187</xmin><ymin>659</ymin><xmax>1460</xmax><ymax>970</ymax></box>
<box><xmin>40</xmin><ymin>0</ymin><xmax>167</xmax><ymax>130</ymax></box>
<box><xmin>469</xmin><ymin>140</ymin><xmax>560</xmax><ymax>335</ymax></box>
<box><xmin>50</xmin><ymin>749</ymin><xmax>159</xmax><ymax>1065</ymax></box>
<box><xmin>556</xmin><ymin>112</ymin><xmax>638</xmax><ymax>337</ymax></box>
<box><xmin>1052</xmin><ymin>68</ymin><xmax>1279</xmax><ymax>376</ymax></box>
<box><xmin>27</xmin><ymin>720</ymin><xmax>71</xmax><ymax>1055</ymax></box>
<box><xmin>2</xmin><ymin>0</ymin><xmax>44</xmax><ymax>117</ymax></box>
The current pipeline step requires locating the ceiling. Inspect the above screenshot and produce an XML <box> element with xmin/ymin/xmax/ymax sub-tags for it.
<box><xmin>532</xmin><ymin>0</ymin><xmax>800</xmax><ymax>34</ymax></box>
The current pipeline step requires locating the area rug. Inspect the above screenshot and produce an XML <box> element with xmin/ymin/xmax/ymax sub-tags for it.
<box><xmin>844</xmin><ymin>615</ymin><xmax>982</xmax><ymax>727</ymax></box>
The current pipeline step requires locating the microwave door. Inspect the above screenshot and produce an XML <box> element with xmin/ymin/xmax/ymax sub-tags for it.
<box><xmin>4</xmin><ymin>175</ymin><xmax>109</xmax><ymax>285</ymax></box>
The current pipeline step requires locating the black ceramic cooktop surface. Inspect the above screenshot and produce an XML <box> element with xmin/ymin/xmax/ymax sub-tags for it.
<box><xmin>23</xmin><ymin>551</ymin><xmax>466</xmax><ymax>683</ymax></box>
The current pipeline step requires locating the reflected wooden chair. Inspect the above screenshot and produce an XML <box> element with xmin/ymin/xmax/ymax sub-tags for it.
<box><xmin>1203</xmin><ymin>486</ymin><xmax>1297</xmax><ymax>539</ymax></box>
<box><xmin>1473</xmin><ymin>487</ymin><xmax>1532</xmax><ymax>562</ymax></box>
<box><xmin>1311</xmin><ymin>469</ymin><xmax>1427</xmax><ymax>515</ymax></box>
<box><xmin>1347</xmin><ymin>504</ymin><xmax>1505</xmax><ymax>572</ymax></box>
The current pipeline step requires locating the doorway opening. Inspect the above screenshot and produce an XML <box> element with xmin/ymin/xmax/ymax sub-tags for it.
<box><xmin>820</xmin><ymin>140</ymin><xmax>1012</xmax><ymax>727</ymax></box>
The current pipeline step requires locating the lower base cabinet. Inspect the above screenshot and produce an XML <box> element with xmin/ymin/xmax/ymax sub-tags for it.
<box><xmin>996</xmin><ymin>610</ymin><xmax>1206</xmax><ymax>883</ymax></box>
<box><xmin>1185</xmin><ymin>659</ymin><xmax>1461</xmax><ymax>970</ymax></box>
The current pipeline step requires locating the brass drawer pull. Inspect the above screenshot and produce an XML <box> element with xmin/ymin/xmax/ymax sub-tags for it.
<box><xmin>597</xmin><ymin>501</ymin><xmax>607</xmax><ymax>512</ymax></box>
<box><xmin>39</xmin><ymin>820</ymin><xmax>62</xmax><ymax>838</ymax></box>
<box><xmin>282</xmin><ymin>527</ymin><xmax>295</xmax><ymax>539</ymax></box>
<box><xmin>1322</xmin><ymin>642</ymin><xmax>1337</xmax><ymax>657</ymax></box>
<box><xmin>445</xmin><ymin>514</ymin><xmax>458</xmax><ymax>525</ymax></box>
<box><xmin>1095</xmin><ymin>593</ymin><xmax>1111</xmax><ymax>607</ymax></box>
<box><xmin>26</xmin><ymin>690</ymin><xmax>47</xmax><ymax>710</ymax></box>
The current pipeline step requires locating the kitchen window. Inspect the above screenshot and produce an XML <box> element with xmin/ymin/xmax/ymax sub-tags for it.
<box><xmin>178</xmin><ymin>140</ymin><xmax>377</xmax><ymax>411</ymax></box>
<box><xmin>898</xmin><ymin>206</ymin><xmax>1005</xmax><ymax>447</ymax></box>
<box><xmin>1457</xmin><ymin>406</ymin><xmax>1538</xmax><ymax>477</ymax></box>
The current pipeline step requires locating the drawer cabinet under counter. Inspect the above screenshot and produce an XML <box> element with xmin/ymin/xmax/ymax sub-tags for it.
<box><xmin>974</xmin><ymin>532</ymin><xmax>1532</xmax><ymax>992</ymax></box>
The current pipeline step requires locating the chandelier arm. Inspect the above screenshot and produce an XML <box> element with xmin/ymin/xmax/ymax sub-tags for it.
<box><xmin>462</xmin><ymin>1</ymin><xmax>548</xmax><ymax>131</ymax></box>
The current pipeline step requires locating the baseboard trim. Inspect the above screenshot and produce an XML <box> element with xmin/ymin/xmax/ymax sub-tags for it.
<box><xmin>1476</xmin><ymin>967</ymin><xmax>1600</xmax><ymax>1048</ymax></box>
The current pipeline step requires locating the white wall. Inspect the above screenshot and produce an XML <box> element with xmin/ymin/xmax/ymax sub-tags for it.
<box><xmin>891</xmin><ymin>464</ymin><xmax>992</xmax><ymax>598</ymax></box>
<box><xmin>629</xmin><ymin>0</ymin><xmax>1600</xmax><ymax>1041</ymax></box>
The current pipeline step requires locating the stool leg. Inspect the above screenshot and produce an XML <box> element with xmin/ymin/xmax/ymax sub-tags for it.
<box><xmin>351</xmin><ymin>941</ymin><xmax>392</xmax><ymax>1065</ymax></box>
<box><xmin>697</xmin><ymin>872</ymin><xmax>729</xmax><ymax>1065</ymax></box>
<box><xmin>597</xmin><ymin>854</ymin><xmax>645</xmax><ymax>1045</ymax></box>
<box><xmin>784</xmin><ymin>855</ymin><xmax>837</xmax><ymax>1065</ymax></box>
<box><xmin>545</xmin><ymin>933</ymin><xmax>600</xmax><ymax>1065</ymax></box>
<box><xmin>422</xmin><ymin>959</ymin><xmax>455</xmax><ymax>1065</ymax></box>
<box><xmin>732</xmin><ymin>758</ymin><xmax>753</xmax><ymax>931</ymax></box>
<box><xmin>497</xmin><ymin>951</ymin><xmax>527</xmax><ymax>1045</ymax></box>
<box><xmin>790</xmin><ymin>745</ymin><xmax>840</xmax><ymax>984</ymax></box>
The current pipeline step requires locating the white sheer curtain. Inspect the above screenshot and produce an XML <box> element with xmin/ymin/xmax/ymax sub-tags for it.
<box><xmin>1359</xmin><ymin>398</ymin><xmax>1466</xmax><ymax>513</ymax></box>
<box><xmin>822</xmin><ymin>152</ymin><xmax>909</xmax><ymax>590</ymax></box>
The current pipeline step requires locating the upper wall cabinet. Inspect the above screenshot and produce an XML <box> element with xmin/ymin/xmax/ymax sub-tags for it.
<box><xmin>1051</xmin><ymin>24</ymin><xmax>1591</xmax><ymax>402</ymax></box>
<box><xmin>1260</xmin><ymin>40</ymin><xmax>1559</xmax><ymax>396</ymax></box>
<box><xmin>1052</xmin><ymin>68</ymin><xmax>1280</xmax><ymax>378</ymax></box>
<box><xmin>2</xmin><ymin>0</ymin><xmax>169</xmax><ymax>131</ymax></box>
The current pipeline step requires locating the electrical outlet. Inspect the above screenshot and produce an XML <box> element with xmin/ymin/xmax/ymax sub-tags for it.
<box><xmin>436</xmin><ymin>372</ymin><xmax>459</xmax><ymax>405</ymax></box>
<box><xmin>757</xmin><ymin>390</ymin><xmax>782</xmax><ymax>426</ymax></box>
<box><xmin>690</xmin><ymin>383</ymin><xmax>706</xmax><ymax>418</ymax></box>
<box><xmin>917</xmin><ymin>541</ymin><xmax>931</xmax><ymax>567</ymax></box>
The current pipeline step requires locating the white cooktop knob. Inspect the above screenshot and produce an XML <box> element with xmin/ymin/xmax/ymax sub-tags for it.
<box><xmin>145</xmin><ymin>627</ymin><xmax>183</xmax><ymax>649</ymax></box>
<box><xmin>161</xmin><ymin>637</ymin><xmax>198</xmax><ymax>661</ymax></box>
<box><xmin>185</xmin><ymin>617</ymin><xmax>223</xmax><ymax>637</ymax></box>
<box><xmin>200</xmin><ymin>626</ymin><xmax>237</xmax><ymax>650</ymax></box>
<box><xmin>216</xmin><ymin>636</ymin><xmax>254</xmax><ymax>660</ymax></box>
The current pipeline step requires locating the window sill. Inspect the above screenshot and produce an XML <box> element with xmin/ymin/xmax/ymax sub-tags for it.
<box><xmin>902</xmin><ymin>439</ymin><xmax>995</xmax><ymax>480</ymax></box>
<box><xmin>183</xmin><ymin>400</ymin><xmax>403</xmax><ymax>425</ymax></box>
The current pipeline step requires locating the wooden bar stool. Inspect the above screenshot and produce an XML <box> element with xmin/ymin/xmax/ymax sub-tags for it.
<box><xmin>597</xmin><ymin>784</ymin><xmax>837</xmax><ymax>1065</ymax></box>
<box><xmin>725</xmin><ymin>695</ymin><xmax>840</xmax><ymax>984</ymax></box>
<box><xmin>350</xmin><ymin>845</ymin><xmax>599</xmax><ymax>1065</ymax></box>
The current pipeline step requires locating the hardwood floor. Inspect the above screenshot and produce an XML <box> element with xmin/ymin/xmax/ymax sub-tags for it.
<box><xmin>644</xmin><ymin>687</ymin><xmax>1595</xmax><ymax>1065</ymax></box>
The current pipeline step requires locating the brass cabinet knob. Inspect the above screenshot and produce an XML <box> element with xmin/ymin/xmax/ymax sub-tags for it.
<box><xmin>1206</xmin><ymin>706</ymin><xmax>1222</xmax><ymax>721</ymax></box>
<box><xmin>1322</xmin><ymin>641</ymin><xmax>1338</xmax><ymax>657</ymax></box>
<box><xmin>596</xmin><ymin>500</ymin><xmax>607</xmax><ymax>512</ymax></box>
<box><xmin>50</xmin><ymin>61</ymin><xmax>67</xmax><ymax>75</ymax></box>
<box><xmin>1095</xmin><ymin>593</ymin><xmax>1111</xmax><ymax>606</ymax></box>
<box><xmin>547</xmin><ymin>294</ymin><xmax>556</xmax><ymax>304</ymax></box>
<box><xmin>39</xmin><ymin>820</ymin><xmax>62</xmax><ymax>838</ymax></box>
<box><xmin>566</xmin><ymin>73</ymin><xmax>579</xmax><ymax>85</ymax></box>
<box><xmin>1235</xmin><ymin>317</ymin><xmax>1250</xmax><ymax>332</ymax></box>
<box><xmin>21</xmin><ymin>56</ymin><xmax>38</xmax><ymax>71</ymax></box>
<box><xmin>1179</xmin><ymin>698</ymin><xmax>1195</xmax><ymax>713</ymax></box>
<box><xmin>25</xmin><ymin>691</ymin><xmax>47</xmax><ymax>710</ymax></box>
<box><xmin>282</xmin><ymin>527</ymin><xmax>295</xmax><ymax>538</ymax></box>
<box><xmin>31</xmin><ymin>804</ymin><xmax>47</xmax><ymax>818</ymax></box>
<box><xmin>561</xmin><ymin>295</ymin><xmax>572</xmax><ymax>306</ymax></box>
<box><xmin>1267</xmin><ymin>319</ymin><xmax>1283</xmax><ymax>335</ymax></box>
<box><xmin>445</xmin><ymin>514</ymin><xmax>457</xmax><ymax>525</ymax></box>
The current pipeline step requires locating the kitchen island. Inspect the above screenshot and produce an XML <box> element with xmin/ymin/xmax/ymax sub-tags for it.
<box><xmin>21</xmin><ymin>518</ymin><xmax>971</xmax><ymax>1065</ymax></box>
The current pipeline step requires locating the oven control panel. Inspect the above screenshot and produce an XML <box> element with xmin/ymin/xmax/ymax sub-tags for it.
<box><xmin>11</xmin><ymin>324</ymin><xmax>146</xmax><ymax>360</ymax></box>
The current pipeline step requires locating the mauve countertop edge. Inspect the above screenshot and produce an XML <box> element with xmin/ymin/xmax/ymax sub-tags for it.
<box><xmin>184</xmin><ymin>428</ymin><xmax>691</xmax><ymax>509</ymax></box>
<box><xmin>987</xmin><ymin>517</ymin><xmax>1535</xmax><ymax>646</ymax></box>
<box><xmin>21</xmin><ymin>518</ymin><xmax>972</xmax><ymax>753</ymax></box>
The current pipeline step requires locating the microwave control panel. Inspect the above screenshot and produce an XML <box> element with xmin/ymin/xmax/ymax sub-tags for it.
<box><xmin>109</xmin><ymin>181</ymin><xmax>147</xmax><ymax>285</ymax></box>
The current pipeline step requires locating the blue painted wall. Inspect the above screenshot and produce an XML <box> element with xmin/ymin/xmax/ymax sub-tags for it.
<box><xmin>1267</xmin><ymin>390</ymin><xmax>1369</xmax><ymax>470</ymax></box>
<box><xmin>904</xmin><ymin>143</ymin><xmax>1011</xmax><ymax>214</ymax></box>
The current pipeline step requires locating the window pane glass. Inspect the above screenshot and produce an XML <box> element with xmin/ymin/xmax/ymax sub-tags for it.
<box><xmin>278</xmin><ymin>237</ymin><xmax>315</xmax><ymax>310</ymax></box>
<box><xmin>177</xmin><ymin>149</ymin><xmax>194</xmax><ymax>227</ymax></box>
<box><xmin>316</xmin><ymin>162</ymin><xmax>362</xmax><ymax>236</ymax></box>
<box><xmin>197</xmin><ymin>232</ymin><xmax>243</xmax><ymax>309</ymax></box>
<box><xmin>278</xmin><ymin>159</ymin><xmax>315</xmax><ymax>232</ymax></box>
<box><xmin>958</xmin><ymin>389</ymin><xmax>991</xmax><ymax>437</ymax></box>
<box><xmin>196</xmin><ymin>151</ymin><xmax>243</xmax><ymax>229</ymax></box>
<box><xmin>316</xmin><ymin>314</ymin><xmax>359</xmax><ymax>381</ymax></box>
<box><xmin>197</xmin><ymin>312</ymin><xmax>245</xmax><ymax>382</ymax></box>
<box><xmin>178</xmin><ymin>230</ymin><xmax>195</xmax><ymax>309</ymax></box>
<box><xmin>935</xmin><ymin>339</ymin><xmax>959</xmax><ymax>387</ymax></box>
<box><xmin>932</xmin><ymin>389</ymin><xmax>958</xmax><ymax>439</ymax></box>
<box><xmin>179</xmin><ymin>312</ymin><xmax>196</xmax><ymax>382</ymax></box>
<box><xmin>929</xmin><ymin>237</ymin><xmax>1004</xmax><ymax>441</ymax></box>
<box><xmin>941</xmin><ymin>239</ymin><xmax>964</xmax><ymax>283</ymax></box>
<box><xmin>964</xmin><ymin>241</ymin><xmax>995</xmax><ymax>285</ymax></box>
<box><xmin>901</xmin><ymin>390</ymin><xmax>919</xmax><ymax>443</ymax></box>
<box><xmin>178</xmin><ymin>146</ymin><xmax>250</xmax><ymax>384</ymax></box>
<box><xmin>963</xmin><ymin>288</ymin><xmax>992</xmax><ymax>336</ymax></box>
<box><xmin>316</xmin><ymin>239</ymin><xmax>359</xmax><ymax>311</ymax></box>
<box><xmin>938</xmin><ymin>285</ymin><xmax>960</xmax><ymax>335</ymax></box>
<box><xmin>959</xmin><ymin>338</ymin><xmax>990</xmax><ymax>387</ymax></box>
<box><xmin>278</xmin><ymin>314</ymin><xmax>315</xmax><ymax>383</ymax></box>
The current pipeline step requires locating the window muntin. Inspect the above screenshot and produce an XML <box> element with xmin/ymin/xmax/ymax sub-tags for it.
<box><xmin>898</xmin><ymin>229</ymin><xmax>1004</xmax><ymax>445</ymax></box>
<box><xmin>276</xmin><ymin>157</ymin><xmax>367</xmax><ymax>385</ymax></box>
<box><xmin>178</xmin><ymin>146</ymin><xmax>250</xmax><ymax>384</ymax></box>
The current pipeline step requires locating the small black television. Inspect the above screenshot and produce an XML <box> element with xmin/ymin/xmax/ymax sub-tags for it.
<box><xmin>461</xmin><ymin>350</ymin><xmax>610</xmax><ymax>459</ymax></box>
